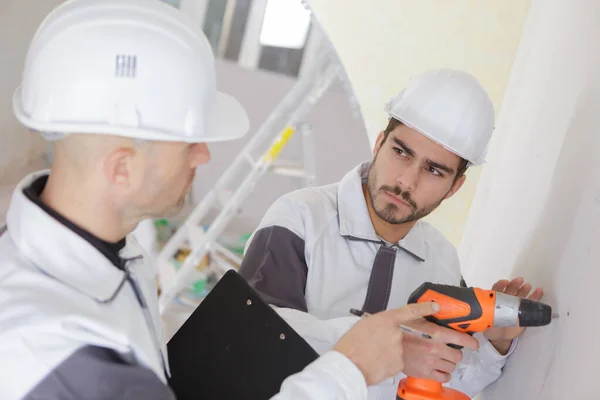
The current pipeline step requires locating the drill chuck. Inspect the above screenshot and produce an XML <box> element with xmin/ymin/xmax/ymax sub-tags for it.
<box><xmin>493</xmin><ymin>291</ymin><xmax>554</xmax><ymax>327</ymax></box>
<box><xmin>518</xmin><ymin>297</ymin><xmax>553</xmax><ymax>326</ymax></box>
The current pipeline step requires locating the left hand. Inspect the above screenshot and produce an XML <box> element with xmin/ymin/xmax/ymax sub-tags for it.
<box><xmin>484</xmin><ymin>277</ymin><xmax>544</xmax><ymax>355</ymax></box>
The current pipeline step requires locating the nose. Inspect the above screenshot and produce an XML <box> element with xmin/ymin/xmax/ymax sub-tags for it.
<box><xmin>396</xmin><ymin>163</ymin><xmax>419</xmax><ymax>192</ymax></box>
<box><xmin>189</xmin><ymin>143</ymin><xmax>210</xmax><ymax>167</ymax></box>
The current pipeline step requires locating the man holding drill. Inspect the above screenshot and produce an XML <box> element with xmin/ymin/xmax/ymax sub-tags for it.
<box><xmin>239</xmin><ymin>69</ymin><xmax>545</xmax><ymax>399</ymax></box>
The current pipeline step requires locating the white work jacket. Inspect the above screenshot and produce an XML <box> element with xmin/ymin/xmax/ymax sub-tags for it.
<box><xmin>240</xmin><ymin>162</ymin><xmax>517</xmax><ymax>400</ymax></box>
<box><xmin>0</xmin><ymin>171</ymin><xmax>370</xmax><ymax>400</ymax></box>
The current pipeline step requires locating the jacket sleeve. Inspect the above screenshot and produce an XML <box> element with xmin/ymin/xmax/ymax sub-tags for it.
<box><xmin>271</xmin><ymin>351</ymin><xmax>367</xmax><ymax>400</ymax></box>
<box><xmin>238</xmin><ymin>196</ymin><xmax>360</xmax><ymax>355</ymax></box>
<box><xmin>446</xmin><ymin>333</ymin><xmax>518</xmax><ymax>397</ymax></box>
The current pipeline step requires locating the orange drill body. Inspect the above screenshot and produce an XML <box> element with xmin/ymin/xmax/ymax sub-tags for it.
<box><xmin>414</xmin><ymin>286</ymin><xmax>496</xmax><ymax>333</ymax></box>
<box><xmin>396</xmin><ymin>282</ymin><xmax>554</xmax><ymax>400</ymax></box>
<box><xmin>397</xmin><ymin>377</ymin><xmax>469</xmax><ymax>400</ymax></box>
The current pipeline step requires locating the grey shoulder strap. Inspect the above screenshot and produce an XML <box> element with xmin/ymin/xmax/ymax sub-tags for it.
<box><xmin>361</xmin><ymin>244</ymin><xmax>397</xmax><ymax>313</ymax></box>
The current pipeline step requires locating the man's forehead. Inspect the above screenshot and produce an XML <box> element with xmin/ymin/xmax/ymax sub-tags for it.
<box><xmin>389</xmin><ymin>125</ymin><xmax>461</xmax><ymax>167</ymax></box>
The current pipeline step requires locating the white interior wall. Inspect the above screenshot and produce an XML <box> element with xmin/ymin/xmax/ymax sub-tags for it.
<box><xmin>0</xmin><ymin>0</ymin><xmax>63</xmax><ymax>176</ymax></box>
<box><xmin>0</xmin><ymin>0</ymin><xmax>65</xmax><ymax>222</ymax></box>
<box><xmin>459</xmin><ymin>0</ymin><xmax>599</xmax><ymax>397</ymax></box>
<box><xmin>305</xmin><ymin>0</ymin><xmax>532</xmax><ymax>247</ymax></box>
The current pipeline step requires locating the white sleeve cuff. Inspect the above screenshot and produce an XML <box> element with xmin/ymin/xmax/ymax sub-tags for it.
<box><xmin>313</xmin><ymin>351</ymin><xmax>368</xmax><ymax>398</ymax></box>
<box><xmin>473</xmin><ymin>332</ymin><xmax>519</xmax><ymax>364</ymax></box>
<box><xmin>274</xmin><ymin>350</ymin><xmax>368</xmax><ymax>399</ymax></box>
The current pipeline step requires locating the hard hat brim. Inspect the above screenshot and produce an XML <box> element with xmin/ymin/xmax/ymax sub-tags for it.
<box><xmin>208</xmin><ymin>90</ymin><xmax>250</xmax><ymax>143</ymax></box>
<box><xmin>12</xmin><ymin>87</ymin><xmax>250</xmax><ymax>144</ymax></box>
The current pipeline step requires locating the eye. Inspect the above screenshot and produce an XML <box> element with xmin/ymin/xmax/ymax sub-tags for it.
<box><xmin>428</xmin><ymin>166</ymin><xmax>442</xmax><ymax>177</ymax></box>
<box><xmin>394</xmin><ymin>147</ymin><xmax>408</xmax><ymax>157</ymax></box>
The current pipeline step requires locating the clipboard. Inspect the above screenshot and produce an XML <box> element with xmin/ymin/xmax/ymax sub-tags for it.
<box><xmin>167</xmin><ymin>270</ymin><xmax>319</xmax><ymax>400</ymax></box>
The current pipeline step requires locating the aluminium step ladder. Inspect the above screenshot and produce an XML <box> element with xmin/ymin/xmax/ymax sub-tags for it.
<box><xmin>157</xmin><ymin>49</ymin><xmax>343</xmax><ymax>315</ymax></box>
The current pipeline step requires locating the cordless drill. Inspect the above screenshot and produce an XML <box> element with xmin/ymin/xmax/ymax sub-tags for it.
<box><xmin>397</xmin><ymin>282</ymin><xmax>556</xmax><ymax>400</ymax></box>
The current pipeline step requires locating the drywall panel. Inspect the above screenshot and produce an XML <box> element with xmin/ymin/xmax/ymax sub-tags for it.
<box><xmin>305</xmin><ymin>1</ymin><xmax>531</xmax><ymax>247</ymax></box>
<box><xmin>459</xmin><ymin>0</ymin><xmax>599</xmax><ymax>397</ymax></box>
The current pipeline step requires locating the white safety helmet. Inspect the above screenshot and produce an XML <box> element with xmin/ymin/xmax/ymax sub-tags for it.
<box><xmin>13</xmin><ymin>0</ymin><xmax>249</xmax><ymax>143</ymax></box>
<box><xmin>384</xmin><ymin>69</ymin><xmax>495</xmax><ymax>166</ymax></box>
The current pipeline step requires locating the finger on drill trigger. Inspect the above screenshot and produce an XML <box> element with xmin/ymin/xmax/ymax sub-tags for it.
<box><xmin>433</xmin><ymin>359</ymin><xmax>457</xmax><ymax>374</ymax></box>
<box><xmin>429</xmin><ymin>325</ymin><xmax>479</xmax><ymax>350</ymax></box>
<box><xmin>440</xmin><ymin>345</ymin><xmax>464</xmax><ymax>364</ymax></box>
<box><xmin>428</xmin><ymin>369</ymin><xmax>451</xmax><ymax>384</ymax></box>
<box><xmin>394</xmin><ymin>301</ymin><xmax>441</xmax><ymax>324</ymax></box>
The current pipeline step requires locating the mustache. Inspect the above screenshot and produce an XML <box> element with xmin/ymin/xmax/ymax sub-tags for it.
<box><xmin>379</xmin><ymin>185</ymin><xmax>417</xmax><ymax>209</ymax></box>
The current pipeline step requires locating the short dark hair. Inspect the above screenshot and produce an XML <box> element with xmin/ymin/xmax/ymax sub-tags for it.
<box><xmin>382</xmin><ymin>118</ymin><xmax>468</xmax><ymax>180</ymax></box>
<box><xmin>382</xmin><ymin>117</ymin><xmax>402</xmax><ymax>142</ymax></box>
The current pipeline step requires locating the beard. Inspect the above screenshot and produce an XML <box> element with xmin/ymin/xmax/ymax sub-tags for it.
<box><xmin>367</xmin><ymin>167</ymin><xmax>444</xmax><ymax>225</ymax></box>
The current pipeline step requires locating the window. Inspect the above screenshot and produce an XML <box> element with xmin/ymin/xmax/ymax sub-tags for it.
<box><xmin>256</xmin><ymin>0</ymin><xmax>312</xmax><ymax>77</ymax></box>
<box><xmin>259</xmin><ymin>0</ymin><xmax>311</xmax><ymax>49</ymax></box>
<box><xmin>202</xmin><ymin>0</ymin><xmax>230</xmax><ymax>54</ymax></box>
<box><xmin>183</xmin><ymin>0</ymin><xmax>314</xmax><ymax>77</ymax></box>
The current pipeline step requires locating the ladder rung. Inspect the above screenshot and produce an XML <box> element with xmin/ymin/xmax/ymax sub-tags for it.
<box><xmin>270</xmin><ymin>166</ymin><xmax>308</xmax><ymax>178</ymax></box>
<box><xmin>158</xmin><ymin>51</ymin><xmax>336</xmax><ymax>315</ymax></box>
<box><xmin>269</xmin><ymin>159</ymin><xmax>301</xmax><ymax>168</ymax></box>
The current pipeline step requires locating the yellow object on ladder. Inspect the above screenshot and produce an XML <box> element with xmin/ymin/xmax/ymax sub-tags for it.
<box><xmin>156</xmin><ymin>51</ymin><xmax>342</xmax><ymax>316</ymax></box>
<box><xmin>262</xmin><ymin>126</ymin><xmax>296</xmax><ymax>163</ymax></box>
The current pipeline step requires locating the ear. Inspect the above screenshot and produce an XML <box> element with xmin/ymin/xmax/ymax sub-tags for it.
<box><xmin>103</xmin><ymin>146</ymin><xmax>136</xmax><ymax>187</ymax></box>
<box><xmin>373</xmin><ymin>131</ymin><xmax>385</xmax><ymax>156</ymax></box>
<box><xmin>444</xmin><ymin>174</ymin><xmax>467</xmax><ymax>200</ymax></box>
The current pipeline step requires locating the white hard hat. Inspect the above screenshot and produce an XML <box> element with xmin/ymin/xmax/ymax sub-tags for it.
<box><xmin>384</xmin><ymin>69</ymin><xmax>495</xmax><ymax>166</ymax></box>
<box><xmin>13</xmin><ymin>0</ymin><xmax>249</xmax><ymax>143</ymax></box>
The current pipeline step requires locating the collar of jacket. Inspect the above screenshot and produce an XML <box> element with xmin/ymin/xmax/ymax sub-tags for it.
<box><xmin>337</xmin><ymin>162</ymin><xmax>426</xmax><ymax>262</ymax></box>
<box><xmin>5</xmin><ymin>170</ymin><xmax>143</xmax><ymax>303</ymax></box>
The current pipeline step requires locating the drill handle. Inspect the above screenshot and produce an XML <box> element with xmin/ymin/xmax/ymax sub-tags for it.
<box><xmin>408</xmin><ymin>282</ymin><xmax>495</xmax><ymax>333</ymax></box>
